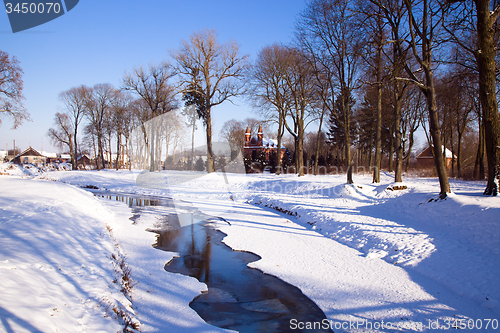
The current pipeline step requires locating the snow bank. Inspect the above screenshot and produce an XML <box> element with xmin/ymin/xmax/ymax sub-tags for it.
<box><xmin>0</xmin><ymin>177</ymin><xmax>129</xmax><ymax>332</ymax></box>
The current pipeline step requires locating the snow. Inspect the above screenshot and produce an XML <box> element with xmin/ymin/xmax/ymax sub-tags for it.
<box><xmin>0</xmin><ymin>177</ymin><xmax>125</xmax><ymax>332</ymax></box>
<box><xmin>261</xmin><ymin>138</ymin><xmax>285</xmax><ymax>149</ymax></box>
<box><xmin>1</xmin><ymin>169</ymin><xmax>499</xmax><ymax>332</ymax></box>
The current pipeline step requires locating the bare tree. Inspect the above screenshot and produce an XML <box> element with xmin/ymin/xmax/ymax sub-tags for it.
<box><xmin>220</xmin><ymin>119</ymin><xmax>246</xmax><ymax>153</ymax></box>
<box><xmin>111</xmin><ymin>90</ymin><xmax>134</xmax><ymax>170</ymax></box>
<box><xmin>474</xmin><ymin>0</ymin><xmax>500</xmax><ymax>195</ymax></box>
<box><xmin>47</xmin><ymin>113</ymin><xmax>74</xmax><ymax>160</ymax></box>
<box><xmin>0</xmin><ymin>50</ymin><xmax>29</xmax><ymax>128</ymax></box>
<box><xmin>444</xmin><ymin>0</ymin><xmax>500</xmax><ymax>194</ymax></box>
<box><xmin>249</xmin><ymin>44</ymin><xmax>292</xmax><ymax>175</ymax></box>
<box><xmin>279</xmin><ymin>48</ymin><xmax>318</xmax><ymax>176</ymax></box>
<box><xmin>85</xmin><ymin>83</ymin><xmax>116</xmax><ymax>170</ymax></box>
<box><xmin>358</xmin><ymin>2</ymin><xmax>389</xmax><ymax>182</ymax></box>
<box><xmin>297</xmin><ymin>0</ymin><xmax>364</xmax><ymax>182</ymax></box>
<box><xmin>403</xmin><ymin>0</ymin><xmax>451</xmax><ymax>198</ymax></box>
<box><xmin>123</xmin><ymin>62</ymin><xmax>177</xmax><ymax>171</ymax></box>
<box><xmin>172</xmin><ymin>28</ymin><xmax>248</xmax><ymax>173</ymax></box>
<box><xmin>57</xmin><ymin>85</ymin><xmax>89</xmax><ymax>169</ymax></box>
<box><xmin>401</xmin><ymin>85</ymin><xmax>422</xmax><ymax>172</ymax></box>
<box><xmin>366</xmin><ymin>0</ymin><xmax>412</xmax><ymax>183</ymax></box>
<box><xmin>435</xmin><ymin>69</ymin><xmax>475</xmax><ymax>177</ymax></box>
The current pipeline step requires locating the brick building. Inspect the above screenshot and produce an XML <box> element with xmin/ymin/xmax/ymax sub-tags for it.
<box><xmin>243</xmin><ymin>125</ymin><xmax>286</xmax><ymax>166</ymax></box>
<box><xmin>416</xmin><ymin>145</ymin><xmax>456</xmax><ymax>170</ymax></box>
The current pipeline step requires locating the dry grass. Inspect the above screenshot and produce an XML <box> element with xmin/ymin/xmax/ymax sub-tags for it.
<box><xmin>103</xmin><ymin>225</ymin><xmax>140</xmax><ymax>332</ymax></box>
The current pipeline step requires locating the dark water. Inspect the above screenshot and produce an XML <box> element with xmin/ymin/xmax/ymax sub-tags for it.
<box><xmin>95</xmin><ymin>192</ymin><xmax>332</xmax><ymax>332</ymax></box>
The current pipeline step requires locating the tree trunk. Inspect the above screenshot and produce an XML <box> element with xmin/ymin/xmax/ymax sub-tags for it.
<box><xmin>345</xmin><ymin>109</ymin><xmax>353</xmax><ymax>184</ymax></box>
<box><xmin>68</xmin><ymin>138</ymin><xmax>75</xmax><ymax>170</ymax></box>
<box><xmin>457</xmin><ymin>131</ymin><xmax>462</xmax><ymax>177</ymax></box>
<box><xmin>314</xmin><ymin>107</ymin><xmax>325</xmax><ymax>175</ymax></box>
<box><xmin>97</xmin><ymin>133</ymin><xmax>105</xmax><ymax>171</ymax></box>
<box><xmin>373</xmin><ymin>87</ymin><xmax>382</xmax><ymax>182</ymax></box>
<box><xmin>405</xmin><ymin>129</ymin><xmax>415</xmax><ymax>172</ymax></box>
<box><xmin>191</xmin><ymin>111</ymin><xmax>196</xmax><ymax>171</ymax></box>
<box><xmin>450</xmin><ymin>128</ymin><xmax>455</xmax><ymax>178</ymax></box>
<box><xmin>116</xmin><ymin>131</ymin><xmax>121</xmax><ymax>170</ymax></box>
<box><xmin>426</xmin><ymin>73</ymin><xmax>451</xmax><ymax>198</ymax></box>
<box><xmin>72</xmin><ymin>127</ymin><xmax>78</xmax><ymax>171</ymax></box>
<box><xmin>346</xmin><ymin>137</ymin><xmax>353</xmax><ymax>184</ymax></box>
<box><xmin>474</xmin><ymin>119</ymin><xmax>485</xmax><ymax>180</ymax></box>
<box><xmin>394</xmin><ymin>88</ymin><xmax>404</xmax><ymax>183</ymax></box>
<box><xmin>205</xmin><ymin>108</ymin><xmax>215</xmax><ymax>173</ymax></box>
<box><xmin>475</xmin><ymin>0</ymin><xmax>500</xmax><ymax>195</ymax></box>
<box><xmin>297</xmin><ymin>116</ymin><xmax>305</xmax><ymax>177</ymax></box>
<box><xmin>276</xmin><ymin>114</ymin><xmax>284</xmax><ymax>175</ymax></box>
<box><xmin>389</xmin><ymin>123</ymin><xmax>394</xmax><ymax>173</ymax></box>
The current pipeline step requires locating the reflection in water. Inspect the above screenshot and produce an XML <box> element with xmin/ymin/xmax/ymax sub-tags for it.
<box><xmin>95</xmin><ymin>193</ymin><xmax>175</xmax><ymax>208</ymax></box>
<box><xmin>96</xmin><ymin>192</ymin><xmax>332</xmax><ymax>333</ymax></box>
<box><xmin>153</xmin><ymin>216</ymin><xmax>332</xmax><ymax>332</ymax></box>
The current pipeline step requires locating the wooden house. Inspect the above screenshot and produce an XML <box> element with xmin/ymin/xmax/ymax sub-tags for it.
<box><xmin>11</xmin><ymin>147</ymin><xmax>46</xmax><ymax>165</ymax></box>
<box><xmin>77</xmin><ymin>154</ymin><xmax>92</xmax><ymax>168</ymax></box>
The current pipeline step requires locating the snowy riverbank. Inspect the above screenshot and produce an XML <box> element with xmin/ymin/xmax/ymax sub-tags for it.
<box><xmin>1</xmin><ymin>169</ymin><xmax>499</xmax><ymax>332</ymax></box>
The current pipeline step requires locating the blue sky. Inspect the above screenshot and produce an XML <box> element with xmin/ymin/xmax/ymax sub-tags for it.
<box><xmin>0</xmin><ymin>0</ymin><xmax>307</xmax><ymax>153</ymax></box>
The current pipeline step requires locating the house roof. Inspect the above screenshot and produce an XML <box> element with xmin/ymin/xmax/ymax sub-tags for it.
<box><xmin>14</xmin><ymin>146</ymin><xmax>45</xmax><ymax>159</ymax></box>
<box><xmin>77</xmin><ymin>154</ymin><xmax>91</xmax><ymax>161</ymax></box>
<box><xmin>417</xmin><ymin>145</ymin><xmax>456</xmax><ymax>159</ymax></box>
<box><xmin>41</xmin><ymin>151</ymin><xmax>58</xmax><ymax>158</ymax></box>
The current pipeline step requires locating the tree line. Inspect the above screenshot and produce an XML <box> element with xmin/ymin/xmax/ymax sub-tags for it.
<box><xmin>47</xmin><ymin>29</ymin><xmax>247</xmax><ymax>174</ymax></box>
<box><xmin>246</xmin><ymin>0</ymin><xmax>500</xmax><ymax>197</ymax></box>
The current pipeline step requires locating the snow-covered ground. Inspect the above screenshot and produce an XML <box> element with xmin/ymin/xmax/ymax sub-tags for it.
<box><xmin>0</xmin><ymin>177</ymin><xmax>132</xmax><ymax>332</ymax></box>
<box><xmin>1</xmin><ymin>167</ymin><xmax>499</xmax><ymax>332</ymax></box>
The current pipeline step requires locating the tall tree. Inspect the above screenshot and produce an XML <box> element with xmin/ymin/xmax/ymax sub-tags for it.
<box><xmin>85</xmin><ymin>83</ymin><xmax>115</xmax><ymax>170</ymax></box>
<box><xmin>0</xmin><ymin>50</ymin><xmax>29</xmax><ymax>128</ymax></box>
<box><xmin>297</xmin><ymin>0</ymin><xmax>363</xmax><ymax>183</ymax></box>
<box><xmin>403</xmin><ymin>0</ymin><xmax>451</xmax><ymax>198</ymax></box>
<box><xmin>359</xmin><ymin>2</ymin><xmax>388</xmax><ymax>183</ymax></box>
<box><xmin>368</xmin><ymin>0</ymin><xmax>412</xmax><ymax>183</ymax></box>
<box><xmin>111</xmin><ymin>90</ymin><xmax>134</xmax><ymax>170</ymax></box>
<box><xmin>47</xmin><ymin>113</ymin><xmax>74</xmax><ymax>162</ymax></box>
<box><xmin>326</xmin><ymin>92</ymin><xmax>357</xmax><ymax>167</ymax></box>
<box><xmin>248</xmin><ymin>44</ymin><xmax>292</xmax><ymax>175</ymax></box>
<box><xmin>444</xmin><ymin>0</ymin><xmax>500</xmax><ymax>194</ymax></box>
<box><xmin>172</xmin><ymin>29</ymin><xmax>248</xmax><ymax>173</ymax></box>
<box><xmin>123</xmin><ymin>62</ymin><xmax>177</xmax><ymax>171</ymax></box>
<box><xmin>279</xmin><ymin>48</ymin><xmax>317</xmax><ymax>176</ymax></box>
<box><xmin>57</xmin><ymin>85</ymin><xmax>89</xmax><ymax>170</ymax></box>
<box><xmin>474</xmin><ymin>0</ymin><xmax>500</xmax><ymax>195</ymax></box>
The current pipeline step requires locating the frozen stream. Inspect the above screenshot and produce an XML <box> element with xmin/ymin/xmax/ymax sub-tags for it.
<box><xmin>95</xmin><ymin>192</ymin><xmax>332</xmax><ymax>332</ymax></box>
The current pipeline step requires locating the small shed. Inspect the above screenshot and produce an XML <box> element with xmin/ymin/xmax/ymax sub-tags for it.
<box><xmin>416</xmin><ymin>145</ymin><xmax>455</xmax><ymax>170</ymax></box>
<box><xmin>42</xmin><ymin>151</ymin><xmax>58</xmax><ymax>163</ymax></box>
<box><xmin>12</xmin><ymin>147</ymin><xmax>46</xmax><ymax>165</ymax></box>
<box><xmin>77</xmin><ymin>154</ymin><xmax>92</xmax><ymax>168</ymax></box>
<box><xmin>60</xmin><ymin>154</ymin><xmax>71</xmax><ymax>163</ymax></box>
